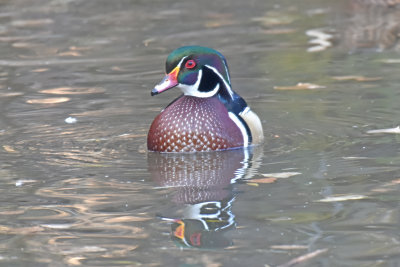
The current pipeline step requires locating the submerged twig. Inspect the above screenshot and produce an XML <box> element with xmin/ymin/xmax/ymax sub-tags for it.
<box><xmin>277</xmin><ymin>248</ymin><xmax>328</xmax><ymax>267</ymax></box>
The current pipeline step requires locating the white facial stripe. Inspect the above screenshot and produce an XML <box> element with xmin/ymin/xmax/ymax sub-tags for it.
<box><xmin>176</xmin><ymin>56</ymin><xmax>187</xmax><ymax>69</ymax></box>
<box><xmin>228</xmin><ymin>112</ymin><xmax>249</xmax><ymax>147</ymax></box>
<box><xmin>179</xmin><ymin>69</ymin><xmax>202</xmax><ymax>95</ymax></box>
<box><xmin>179</xmin><ymin>69</ymin><xmax>220</xmax><ymax>98</ymax></box>
<box><xmin>204</xmin><ymin>64</ymin><xmax>233</xmax><ymax>98</ymax></box>
<box><xmin>176</xmin><ymin>61</ymin><xmax>230</xmax><ymax>98</ymax></box>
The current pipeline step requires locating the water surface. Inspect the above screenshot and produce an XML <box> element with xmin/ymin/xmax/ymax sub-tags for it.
<box><xmin>1</xmin><ymin>0</ymin><xmax>400</xmax><ymax>266</ymax></box>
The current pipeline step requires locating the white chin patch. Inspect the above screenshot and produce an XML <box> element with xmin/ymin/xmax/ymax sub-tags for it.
<box><xmin>178</xmin><ymin>69</ymin><xmax>220</xmax><ymax>98</ymax></box>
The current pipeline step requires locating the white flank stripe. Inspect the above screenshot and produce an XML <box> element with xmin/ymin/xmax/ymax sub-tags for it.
<box><xmin>228</xmin><ymin>112</ymin><xmax>248</xmax><ymax>147</ymax></box>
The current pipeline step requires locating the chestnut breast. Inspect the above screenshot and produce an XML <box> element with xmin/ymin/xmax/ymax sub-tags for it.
<box><xmin>147</xmin><ymin>96</ymin><xmax>244</xmax><ymax>152</ymax></box>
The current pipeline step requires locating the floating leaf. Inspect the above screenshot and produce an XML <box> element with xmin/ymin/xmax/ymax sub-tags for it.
<box><xmin>332</xmin><ymin>75</ymin><xmax>382</xmax><ymax>82</ymax></box>
<box><xmin>143</xmin><ymin>38</ymin><xmax>156</xmax><ymax>47</ymax></box>
<box><xmin>371</xmin><ymin>178</ymin><xmax>400</xmax><ymax>192</ymax></box>
<box><xmin>58</xmin><ymin>51</ymin><xmax>82</xmax><ymax>57</ymax></box>
<box><xmin>27</xmin><ymin>97</ymin><xmax>70</xmax><ymax>104</ymax></box>
<box><xmin>249</xmin><ymin>177</ymin><xmax>277</xmax><ymax>184</ymax></box>
<box><xmin>205</xmin><ymin>13</ymin><xmax>235</xmax><ymax>28</ymax></box>
<box><xmin>260</xmin><ymin>28</ymin><xmax>296</xmax><ymax>35</ymax></box>
<box><xmin>0</xmin><ymin>92</ymin><xmax>23</xmax><ymax>97</ymax></box>
<box><xmin>262</xmin><ymin>172</ymin><xmax>301</xmax><ymax>178</ymax></box>
<box><xmin>3</xmin><ymin>145</ymin><xmax>17</xmax><ymax>153</ymax></box>
<box><xmin>65</xmin><ymin>256</ymin><xmax>85</xmax><ymax>266</ymax></box>
<box><xmin>11</xmin><ymin>19</ymin><xmax>53</xmax><ymax>27</ymax></box>
<box><xmin>69</xmin><ymin>46</ymin><xmax>92</xmax><ymax>51</ymax></box>
<box><xmin>105</xmin><ymin>216</ymin><xmax>151</xmax><ymax>223</ymax></box>
<box><xmin>316</xmin><ymin>194</ymin><xmax>367</xmax><ymax>202</ymax></box>
<box><xmin>12</xmin><ymin>42</ymin><xmax>38</xmax><ymax>48</ymax></box>
<box><xmin>31</xmin><ymin>68</ymin><xmax>49</xmax><ymax>72</ymax></box>
<box><xmin>252</xmin><ymin>11</ymin><xmax>298</xmax><ymax>27</ymax></box>
<box><xmin>40</xmin><ymin>87</ymin><xmax>105</xmax><ymax>95</ymax></box>
<box><xmin>274</xmin><ymin>83</ymin><xmax>325</xmax><ymax>90</ymax></box>
<box><xmin>367</xmin><ymin>126</ymin><xmax>400</xmax><ymax>134</ymax></box>
<box><xmin>270</xmin><ymin>245</ymin><xmax>308</xmax><ymax>250</ymax></box>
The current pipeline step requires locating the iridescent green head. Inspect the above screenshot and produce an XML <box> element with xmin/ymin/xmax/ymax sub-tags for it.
<box><xmin>151</xmin><ymin>46</ymin><xmax>233</xmax><ymax>98</ymax></box>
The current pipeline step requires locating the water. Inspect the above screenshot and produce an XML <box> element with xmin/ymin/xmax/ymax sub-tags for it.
<box><xmin>1</xmin><ymin>0</ymin><xmax>400</xmax><ymax>266</ymax></box>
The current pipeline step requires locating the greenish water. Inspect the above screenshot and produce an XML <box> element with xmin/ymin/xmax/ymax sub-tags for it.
<box><xmin>0</xmin><ymin>0</ymin><xmax>400</xmax><ymax>266</ymax></box>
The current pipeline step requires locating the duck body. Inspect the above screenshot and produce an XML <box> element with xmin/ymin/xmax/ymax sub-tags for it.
<box><xmin>148</xmin><ymin>95</ymin><xmax>244</xmax><ymax>152</ymax></box>
<box><xmin>147</xmin><ymin>46</ymin><xmax>263</xmax><ymax>153</ymax></box>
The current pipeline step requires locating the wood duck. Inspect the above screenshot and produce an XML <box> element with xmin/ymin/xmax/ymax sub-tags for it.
<box><xmin>147</xmin><ymin>46</ymin><xmax>263</xmax><ymax>152</ymax></box>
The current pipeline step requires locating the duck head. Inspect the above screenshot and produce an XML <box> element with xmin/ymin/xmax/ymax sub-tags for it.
<box><xmin>151</xmin><ymin>46</ymin><xmax>234</xmax><ymax>99</ymax></box>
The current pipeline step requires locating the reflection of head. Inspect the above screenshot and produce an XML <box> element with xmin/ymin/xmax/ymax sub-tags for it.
<box><xmin>167</xmin><ymin>194</ymin><xmax>236</xmax><ymax>249</ymax></box>
<box><xmin>171</xmin><ymin>218</ymin><xmax>233</xmax><ymax>249</ymax></box>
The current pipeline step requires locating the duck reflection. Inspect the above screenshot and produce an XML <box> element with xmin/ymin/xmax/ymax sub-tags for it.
<box><xmin>148</xmin><ymin>147</ymin><xmax>262</xmax><ymax>249</ymax></box>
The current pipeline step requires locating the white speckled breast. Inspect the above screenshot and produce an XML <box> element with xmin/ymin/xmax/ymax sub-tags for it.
<box><xmin>147</xmin><ymin>96</ymin><xmax>244</xmax><ymax>152</ymax></box>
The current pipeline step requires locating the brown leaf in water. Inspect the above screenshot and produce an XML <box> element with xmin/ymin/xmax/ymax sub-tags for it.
<box><xmin>260</xmin><ymin>28</ymin><xmax>297</xmax><ymax>34</ymax></box>
<box><xmin>0</xmin><ymin>92</ymin><xmax>24</xmax><ymax>97</ymax></box>
<box><xmin>274</xmin><ymin>83</ymin><xmax>325</xmax><ymax>90</ymax></box>
<box><xmin>11</xmin><ymin>19</ymin><xmax>54</xmax><ymax>27</ymax></box>
<box><xmin>111</xmin><ymin>66</ymin><xmax>123</xmax><ymax>71</ymax></box>
<box><xmin>31</xmin><ymin>68</ymin><xmax>49</xmax><ymax>72</ymax></box>
<box><xmin>143</xmin><ymin>38</ymin><xmax>156</xmax><ymax>47</ymax></box>
<box><xmin>371</xmin><ymin>178</ymin><xmax>400</xmax><ymax>192</ymax></box>
<box><xmin>3</xmin><ymin>145</ymin><xmax>17</xmax><ymax>153</ymax></box>
<box><xmin>12</xmin><ymin>42</ymin><xmax>38</xmax><ymax>48</ymax></box>
<box><xmin>40</xmin><ymin>87</ymin><xmax>106</xmax><ymax>95</ymax></box>
<box><xmin>0</xmin><ymin>225</ymin><xmax>43</xmax><ymax>234</ymax></box>
<box><xmin>102</xmin><ymin>245</ymin><xmax>139</xmax><ymax>258</ymax></box>
<box><xmin>388</xmin><ymin>178</ymin><xmax>400</xmax><ymax>184</ymax></box>
<box><xmin>252</xmin><ymin>11</ymin><xmax>298</xmax><ymax>27</ymax></box>
<box><xmin>262</xmin><ymin>172</ymin><xmax>301</xmax><ymax>178</ymax></box>
<box><xmin>332</xmin><ymin>75</ymin><xmax>382</xmax><ymax>82</ymax></box>
<box><xmin>205</xmin><ymin>12</ymin><xmax>235</xmax><ymax>28</ymax></box>
<box><xmin>105</xmin><ymin>216</ymin><xmax>151</xmax><ymax>223</ymax></box>
<box><xmin>65</xmin><ymin>256</ymin><xmax>85</xmax><ymax>266</ymax></box>
<box><xmin>246</xmin><ymin>182</ymin><xmax>259</xmax><ymax>187</ymax></box>
<box><xmin>26</xmin><ymin>97</ymin><xmax>70</xmax><ymax>104</ymax></box>
<box><xmin>58</xmin><ymin>51</ymin><xmax>82</xmax><ymax>57</ymax></box>
<box><xmin>270</xmin><ymin>245</ymin><xmax>309</xmax><ymax>250</ymax></box>
<box><xmin>69</xmin><ymin>46</ymin><xmax>92</xmax><ymax>51</ymax></box>
<box><xmin>316</xmin><ymin>194</ymin><xmax>367</xmax><ymax>202</ymax></box>
<box><xmin>249</xmin><ymin>178</ymin><xmax>277</xmax><ymax>184</ymax></box>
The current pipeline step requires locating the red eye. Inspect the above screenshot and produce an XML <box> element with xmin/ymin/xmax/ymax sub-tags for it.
<box><xmin>185</xmin><ymin>59</ymin><xmax>196</xmax><ymax>69</ymax></box>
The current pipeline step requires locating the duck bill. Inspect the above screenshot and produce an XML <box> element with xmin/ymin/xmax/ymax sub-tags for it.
<box><xmin>151</xmin><ymin>66</ymin><xmax>180</xmax><ymax>96</ymax></box>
